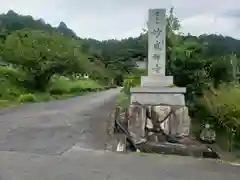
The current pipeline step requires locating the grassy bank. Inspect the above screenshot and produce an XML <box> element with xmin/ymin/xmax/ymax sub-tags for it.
<box><xmin>0</xmin><ymin>75</ymin><xmax>113</xmax><ymax>108</ymax></box>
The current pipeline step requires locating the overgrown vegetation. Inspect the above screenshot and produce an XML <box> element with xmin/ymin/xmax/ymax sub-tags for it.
<box><xmin>195</xmin><ymin>85</ymin><xmax>240</xmax><ymax>152</ymax></box>
<box><xmin>0</xmin><ymin>10</ymin><xmax>118</xmax><ymax>107</ymax></box>
<box><xmin>113</xmin><ymin>8</ymin><xmax>240</xmax><ymax>156</ymax></box>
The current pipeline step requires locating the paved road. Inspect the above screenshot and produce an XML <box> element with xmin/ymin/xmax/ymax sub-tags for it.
<box><xmin>0</xmin><ymin>88</ymin><xmax>239</xmax><ymax>180</ymax></box>
<box><xmin>0</xmin><ymin>88</ymin><xmax>120</xmax><ymax>155</ymax></box>
<box><xmin>0</xmin><ymin>149</ymin><xmax>239</xmax><ymax>180</ymax></box>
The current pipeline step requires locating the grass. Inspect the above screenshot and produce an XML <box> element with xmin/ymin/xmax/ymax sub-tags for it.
<box><xmin>116</xmin><ymin>91</ymin><xmax>130</xmax><ymax>107</ymax></box>
<box><xmin>0</xmin><ymin>100</ymin><xmax>19</xmax><ymax>108</ymax></box>
<box><xmin>49</xmin><ymin>76</ymin><xmax>104</xmax><ymax>94</ymax></box>
<box><xmin>0</xmin><ymin>75</ymin><xmax>109</xmax><ymax>108</ymax></box>
<box><xmin>217</xmin><ymin>159</ymin><xmax>240</xmax><ymax>165</ymax></box>
<box><xmin>18</xmin><ymin>93</ymin><xmax>37</xmax><ymax>103</ymax></box>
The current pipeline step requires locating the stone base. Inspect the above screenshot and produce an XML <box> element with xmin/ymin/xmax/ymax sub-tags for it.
<box><xmin>130</xmin><ymin>87</ymin><xmax>186</xmax><ymax>106</ymax></box>
<box><xmin>141</xmin><ymin>75</ymin><xmax>173</xmax><ymax>87</ymax></box>
<box><xmin>137</xmin><ymin>141</ymin><xmax>219</xmax><ymax>159</ymax></box>
<box><xmin>149</xmin><ymin>106</ymin><xmax>191</xmax><ymax>136</ymax></box>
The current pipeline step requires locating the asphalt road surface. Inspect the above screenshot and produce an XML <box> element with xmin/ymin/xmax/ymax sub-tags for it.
<box><xmin>0</xmin><ymin>88</ymin><xmax>120</xmax><ymax>155</ymax></box>
<box><xmin>0</xmin><ymin>88</ymin><xmax>239</xmax><ymax>180</ymax></box>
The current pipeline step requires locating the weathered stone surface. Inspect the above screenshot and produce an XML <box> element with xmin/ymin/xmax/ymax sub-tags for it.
<box><xmin>131</xmin><ymin>87</ymin><xmax>186</xmax><ymax>93</ymax></box>
<box><xmin>131</xmin><ymin>92</ymin><xmax>185</xmax><ymax>105</ymax></box>
<box><xmin>138</xmin><ymin>141</ymin><xmax>214</xmax><ymax>158</ymax></box>
<box><xmin>148</xmin><ymin>9</ymin><xmax>166</xmax><ymax>76</ymax></box>
<box><xmin>148</xmin><ymin>105</ymin><xmax>191</xmax><ymax>137</ymax></box>
<box><xmin>200</xmin><ymin>124</ymin><xmax>216</xmax><ymax>143</ymax></box>
<box><xmin>146</xmin><ymin>118</ymin><xmax>153</xmax><ymax>129</ymax></box>
<box><xmin>175</xmin><ymin>106</ymin><xmax>191</xmax><ymax>136</ymax></box>
<box><xmin>129</xmin><ymin>8</ymin><xmax>191</xmax><ymax>147</ymax></box>
<box><xmin>128</xmin><ymin>105</ymin><xmax>147</xmax><ymax>144</ymax></box>
<box><xmin>153</xmin><ymin>106</ymin><xmax>171</xmax><ymax>134</ymax></box>
<box><xmin>141</xmin><ymin>76</ymin><xmax>173</xmax><ymax>87</ymax></box>
<box><xmin>130</xmin><ymin>8</ymin><xmax>186</xmax><ymax>107</ymax></box>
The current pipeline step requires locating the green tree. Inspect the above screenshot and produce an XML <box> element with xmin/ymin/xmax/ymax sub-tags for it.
<box><xmin>166</xmin><ymin>7</ymin><xmax>181</xmax><ymax>75</ymax></box>
<box><xmin>0</xmin><ymin>29</ymin><xmax>83</xmax><ymax>91</ymax></box>
<box><xmin>208</xmin><ymin>56</ymin><xmax>233</xmax><ymax>88</ymax></box>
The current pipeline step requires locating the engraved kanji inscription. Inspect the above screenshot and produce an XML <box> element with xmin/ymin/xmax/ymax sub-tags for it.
<box><xmin>152</xmin><ymin>64</ymin><xmax>161</xmax><ymax>73</ymax></box>
<box><xmin>154</xmin><ymin>40</ymin><xmax>164</xmax><ymax>50</ymax></box>
<box><xmin>152</xmin><ymin>53</ymin><xmax>161</xmax><ymax>62</ymax></box>
<box><xmin>155</xmin><ymin>11</ymin><xmax>160</xmax><ymax>24</ymax></box>
<box><xmin>151</xmin><ymin>28</ymin><xmax>162</xmax><ymax>38</ymax></box>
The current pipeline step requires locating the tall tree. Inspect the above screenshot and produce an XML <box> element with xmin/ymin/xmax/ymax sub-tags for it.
<box><xmin>0</xmin><ymin>29</ymin><xmax>83</xmax><ymax>90</ymax></box>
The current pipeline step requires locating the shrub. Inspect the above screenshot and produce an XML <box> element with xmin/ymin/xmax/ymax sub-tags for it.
<box><xmin>69</xmin><ymin>85</ymin><xmax>83</xmax><ymax>94</ymax></box>
<box><xmin>0</xmin><ymin>67</ymin><xmax>26</xmax><ymax>84</ymax></box>
<box><xmin>70</xmin><ymin>79</ymin><xmax>103</xmax><ymax>92</ymax></box>
<box><xmin>123</xmin><ymin>76</ymin><xmax>139</xmax><ymax>94</ymax></box>
<box><xmin>49</xmin><ymin>87</ymin><xmax>68</xmax><ymax>95</ymax></box>
<box><xmin>200</xmin><ymin>85</ymin><xmax>240</xmax><ymax>132</ymax></box>
<box><xmin>34</xmin><ymin>93</ymin><xmax>52</xmax><ymax>101</ymax></box>
<box><xmin>49</xmin><ymin>76</ymin><xmax>105</xmax><ymax>95</ymax></box>
<box><xmin>0</xmin><ymin>79</ymin><xmax>24</xmax><ymax>100</ymax></box>
<box><xmin>117</xmin><ymin>92</ymin><xmax>129</xmax><ymax>107</ymax></box>
<box><xmin>18</xmin><ymin>93</ymin><xmax>37</xmax><ymax>103</ymax></box>
<box><xmin>198</xmin><ymin>85</ymin><xmax>240</xmax><ymax>150</ymax></box>
<box><xmin>49</xmin><ymin>76</ymin><xmax>71</xmax><ymax>95</ymax></box>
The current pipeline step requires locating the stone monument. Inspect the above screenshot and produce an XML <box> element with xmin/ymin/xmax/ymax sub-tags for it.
<box><xmin>130</xmin><ymin>9</ymin><xmax>186</xmax><ymax>106</ymax></box>
<box><xmin>129</xmin><ymin>9</ymin><xmax>191</xmax><ymax>139</ymax></box>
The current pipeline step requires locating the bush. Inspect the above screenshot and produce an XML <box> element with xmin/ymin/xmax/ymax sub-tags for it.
<box><xmin>0</xmin><ymin>78</ymin><xmax>25</xmax><ymax>100</ymax></box>
<box><xmin>197</xmin><ymin>85</ymin><xmax>240</xmax><ymax>151</ymax></box>
<box><xmin>34</xmin><ymin>93</ymin><xmax>52</xmax><ymax>101</ymax></box>
<box><xmin>49</xmin><ymin>76</ymin><xmax>71</xmax><ymax>95</ymax></box>
<box><xmin>0</xmin><ymin>67</ymin><xmax>26</xmax><ymax>84</ymax></box>
<box><xmin>70</xmin><ymin>79</ymin><xmax>103</xmax><ymax>92</ymax></box>
<box><xmin>123</xmin><ymin>75</ymin><xmax>140</xmax><ymax>94</ymax></box>
<box><xmin>18</xmin><ymin>93</ymin><xmax>37</xmax><ymax>103</ymax></box>
<box><xmin>49</xmin><ymin>87</ymin><xmax>68</xmax><ymax>95</ymax></box>
<box><xmin>200</xmin><ymin>85</ymin><xmax>240</xmax><ymax>132</ymax></box>
<box><xmin>117</xmin><ymin>92</ymin><xmax>129</xmax><ymax>107</ymax></box>
<box><xmin>69</xmin><ymin>85</ymin><xmax>84</xmax><ymax>94</ymax></box>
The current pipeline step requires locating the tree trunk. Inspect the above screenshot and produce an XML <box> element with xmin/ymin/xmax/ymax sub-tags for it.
<box><xmin>33</xmin><ymin>73</ymin><xmax>52</xmax><ymax>91</ymax></box>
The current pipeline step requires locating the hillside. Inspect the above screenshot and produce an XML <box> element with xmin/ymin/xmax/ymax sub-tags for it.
<box><xmin>84</xmin><ymin>34</ymin><xmax>240</xmax><ymax>64</ymax></box>
<box><xmin>0</xmin><ymin>10</ymin><xmax>77</xmax><ymax>38</ymax></box>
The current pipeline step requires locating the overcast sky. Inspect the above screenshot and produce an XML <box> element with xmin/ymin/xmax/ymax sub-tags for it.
<box><xmin>1</xmin><ymin>0</ymin><xmax>240</xmax><ymax>40</ymax></box>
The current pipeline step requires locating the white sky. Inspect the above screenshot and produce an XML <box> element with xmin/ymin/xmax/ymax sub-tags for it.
<box><xmin>0</xmin><ymin>0</ymin><xmax>240</xmax><ymax>40</ymax></box>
